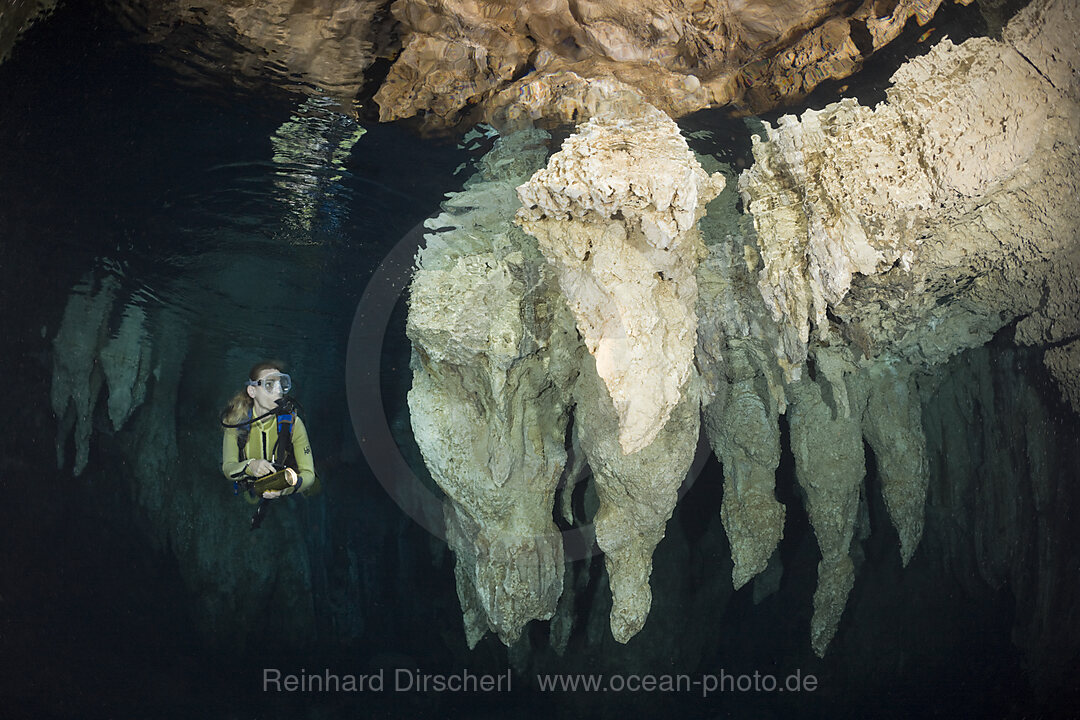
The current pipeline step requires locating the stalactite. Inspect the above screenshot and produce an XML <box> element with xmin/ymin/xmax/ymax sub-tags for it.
<box><xmin>788</xmin><ymin>376</ymin><xmax>865</xmax><ymax>656</ymax></box>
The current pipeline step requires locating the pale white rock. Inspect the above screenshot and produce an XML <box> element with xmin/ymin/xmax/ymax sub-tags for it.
<box><xmin>738</xmin><ymin>2</ymin><xmax>1077</xmax><ymax>388</ymax></box>
<box><xmin>517</xmin><ymin>99</ymin><xmax>725</xmax><ymax>454</ymax></box>
<box><xmin>572</xmin><ymin>350</ymin><xmax>701</xmax><ymax>643</ymax></box>
<box><xmin>510</xmin><ymin>91</ymin><xmax>723</xmax><ymax>642</ymax></box>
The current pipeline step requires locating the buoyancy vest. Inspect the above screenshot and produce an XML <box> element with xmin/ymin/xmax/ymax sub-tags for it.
<box><xmin>237</xmin><ymin>407</ymin><xmax>298</xmax><ymax>472</ymax></box>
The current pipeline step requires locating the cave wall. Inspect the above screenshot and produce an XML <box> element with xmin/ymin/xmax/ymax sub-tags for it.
<box><xmin>921</xmin><ymin>341</ymin><xmax>1080</xmax><ymax>695</ymax></box>
<box><xmin>401</xmin><ymin>0</ymin><xmax>1080</xmax><ymax>689</ymax></box>
<box><xmin>0</xmin><ymin>0</ymin><xmax>58</xmax><ymax>64</ymax></box>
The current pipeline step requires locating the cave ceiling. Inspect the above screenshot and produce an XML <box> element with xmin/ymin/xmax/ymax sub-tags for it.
<box><xmin>5</xmin><ymin>0</ymin><xmax>974</xmax><ymax>132</ymax></box>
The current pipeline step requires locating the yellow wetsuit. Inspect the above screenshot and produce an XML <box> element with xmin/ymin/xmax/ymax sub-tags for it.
<box><xmin>222</xmin><ymin>412</ymin><xmax>319</xmax><ymax>501</ymax></box>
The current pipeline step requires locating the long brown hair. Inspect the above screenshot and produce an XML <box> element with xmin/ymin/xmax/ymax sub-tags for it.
<box><xmin>221</xmin><ymin>359</ymin><xmax>287</xmax><ymax>428</ymax></box>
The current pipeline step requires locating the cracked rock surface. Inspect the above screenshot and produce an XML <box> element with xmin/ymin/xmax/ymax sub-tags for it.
<box><xmin>6</xmin><ymin>0</ymin><xmax>966</xmax><ymax>131</ymax></box>
<box><xmin>407</xmin><ymin>129</ymin><xmax>574</xmax><ymax>645</ymax></box>
<box><xmin>404</xmin><ymin>0</ymin><xmax>1079</xmax><ymax>663</ymax></box>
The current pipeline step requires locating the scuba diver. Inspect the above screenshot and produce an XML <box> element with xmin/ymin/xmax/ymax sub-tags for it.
<box><xmin>221</xmin><ymin>361</ymin><xmax>319</xmax><ymax>529</ymax></box>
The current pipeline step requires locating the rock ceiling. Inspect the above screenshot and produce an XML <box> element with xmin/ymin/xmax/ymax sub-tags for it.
<box><xmin>6</xmin><ymin>0</ymin><xmax>973</xmax><ymax>131</ymax></box>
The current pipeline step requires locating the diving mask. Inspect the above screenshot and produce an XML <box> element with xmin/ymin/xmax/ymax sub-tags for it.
<box><xmin>249</xmin><ymin>372</ymin><xmax>292</xmax><ymax>395</ymax></box>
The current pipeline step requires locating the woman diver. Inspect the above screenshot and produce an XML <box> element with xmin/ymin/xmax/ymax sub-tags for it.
<box><xmin>221</xmin><ymin>361</ymin><xmax>318</xmax><ymax>514</ymax></box>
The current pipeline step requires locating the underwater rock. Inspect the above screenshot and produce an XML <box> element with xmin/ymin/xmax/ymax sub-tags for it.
<box><xmin>548</xmin><ymin>562</ymin><xmax>590</xmax><ymax>656</ymax></box>
<box><xmin>710</xmin><ymin>0</ymin><xmax>1080</xmax><ymax>638</ymax></box>
<box><xmin>513</xmin><ymin>92</ymin><xmax>722</xmax><ymax>642</ymax></box>
<box><xmin>752</xmin><ymin>551</ymin><xmax>784</xmax><ymax>605</ymax></box>
<box><xmin>50</xmin><ymin>274</ymin><xmax>117</xmax><ymax>475</ymax></box>
<box><xmin>738</xmin><ymin>0</ymin><xmax>1080</xmax><ymax>403</ymax></box>
<box><xmin>921</xmin><ymin>344</ymin><xmax>1080</xmax><ymax>697</ymax></box>
<box><xmin>374</xmin><ymin>0</ymin><xmax>957</xmax><ymax>131</ymax></box>
<box><xmin>0</xmin><ymin>0</ymin><xmax>58</xmax><ymax>64</ymax></box>
<box><xmin>788</xmin><ymin>373</ymin><xmax>865</xmax><ymax>657</ymax></box>
<box><xmin>399</xmin><ymin>0</ymin><xmax>1077</xmax><ymax>666</ymax></box>
<box><xmin>1044</xmin><ymin>340</ymin><xmax>1080</xmax><ymax>413</ymax></box>
<box><xmin>409</xmin><ymin>89</ymin><xmax>724</xmax><ymax>646</ymax></box>
<box><xmin>704</xmin><ymin>373</ymin><xmax>784</xmax><ymax>591</ymax></box>
<box><xmin>99</xmin><ymin>304</ymin><xmax>154</xmax><ymax>432</ymax></box>
<box><xmin>860</xmin><ymin>364</ymin><xmax>928</xmax><ymax>566</ymax></box>
<box><xmin>49</xmin><ymin>270</ymin><xmax>324</xmax><ymax>648</ymax></box>
<box><xmin>407</xmin><ymin>129</ymin><xmax>575</xmax><ymax>646</ymax></box>
<box><xmin>694</xmin><ymin>151</ymin><xmax>791</xmax><ymax>591</ymax></box>
<box><xmin>52</xmin><ymin>276</ymin><xmax>157</xmax><ymax>474</ymax></box>
<box><xmin>517</xmin><ymin>96</ymin><xmax>724</xmax><ymax>454</ymax></box>
<box><xmin>572</xmin><ymin>353</ymin><xmax>701</xmax><ymax>643</ymax></box>
<box><xmin>113</xmin><ymin>0</ymin><xmax>385</xmax><ymax>102</ymax></box>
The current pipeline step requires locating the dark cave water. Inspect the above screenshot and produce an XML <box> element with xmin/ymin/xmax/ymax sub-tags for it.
<box><xmin>1</xmin><ymin>2</ymin><xmax>1077</xmax><ymax>719</ymax></box>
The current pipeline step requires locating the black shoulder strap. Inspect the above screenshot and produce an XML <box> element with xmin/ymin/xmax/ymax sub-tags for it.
<box><xmin>236</xmin><ymin>408</ymin><xmax>253</xmax><ymax>460</ymax></box>
<box><xmin>273</xmin><ymin>412</ymin><xmax>297</xmax><ymax>470</ymax></box>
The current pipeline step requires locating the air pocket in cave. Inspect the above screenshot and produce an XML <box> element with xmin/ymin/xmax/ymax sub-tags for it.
<box><xmin>849</xmin><ymin>19</ymin><xmax>875</xmax><ymax>57</ymax></box>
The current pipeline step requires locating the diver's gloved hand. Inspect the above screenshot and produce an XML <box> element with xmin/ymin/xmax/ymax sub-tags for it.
<box><xmin>261</xmin><ymin>467</ymin><xmax>299</xmax><ymax>499</ymax></box>
<box><xmin>246</xmin><ymin>458</ymin><xmax>276</xmax><ymax>478</ymax></box>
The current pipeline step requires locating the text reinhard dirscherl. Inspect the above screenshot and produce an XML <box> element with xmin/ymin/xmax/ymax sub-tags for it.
<box><xmin>262</xmin><ymin>668</ymin><xmax>819</xmax><ymax>697</ymax></box>
<box><xmin>263</xmin><ymin>668</ymin><xmax>512</xmax><ymax>694</ymax></box>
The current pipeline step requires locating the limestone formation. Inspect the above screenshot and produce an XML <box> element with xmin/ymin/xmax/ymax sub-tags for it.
<box><xmin>1044</xmin><ymin>340</ymin><xmax>1080</xmax><ymax>413</ymax></box>
<box><xmin>517</xmin><ymin>98</ymin><xmax>725</xmax><ymax>454</ymax></box>
<box><xmin>572</xmin><ymin>353</ymin><xmax>701</xmax><ymax>642</ymax></box>
<box><xmin>49</xmin><ymin>264</ymin><xmax>332</xmax><ymax>649</ymax></box>
<box><xmin>51</xmin><ymin>274</ymin><xmax>117</xmax><ymax>475</ymax></box>
<box><xmin>511</xmin><ymin>93</ymin><xmax>723</xmax><ymax>642</ymax></box>
<box><xmin>378</xmin><ymin>0</ymin><xmax>963</xmax><ymax>131</ymax></box>
<box><xmin>0</xmin><ymin>0</ymin><xmax>58</xmax><ymax>64</ymax></box>
<box><xmin>114</xmin><ymin>0</ymin><xmax>385</xmax><ymax>101</ymax></box>
<box><xmin>30</xmin><ymin>0</ymin><xmax>1078</xmax><ymax>687</ymax></box>
<box><xmin>705</xmin><ymin>373</ymin><xmax>784</xmax><ymax>590</ymax></box>
<box><xmin>922</xmin><ymin>344</ymin><xmax>1080</xmax><ymax>697</ymax></box>
<box><xmin>738</xmin><ymin>0</ymin><xmax>968</xmax><ymax>111</ymax></box>
<box><xmin>788</xmin><ymin>373</ymin><xmax>865</xmax><ymax>657</ymax></box>
<box><xmin>860</xmin><ymin>364</ymin><xmax>928</xmax><ymax>566</ymax></box>
<box><xmin>409</xmin><ymin>0</ymin><xmax>1079</xmax><ymax>653</ymax></box>
<box><xmin>46</xmin><ymin>0</ymin><xmax>962</xmax><ymax>132</ymax></box>
<box><xmin>407</xmin><ymin>85</ymin><xmax>726</xmax><ymax>645</ymax></box>
<box><xmin>739</xmin><ymin>0</ymin><xmax>1080</xmax><ymax>401</ymax></box>
<box><xmin>99</xmin><ymin>304</ymin><xmax>154</xmax><ymax>432</ymax></box>
<box><xmin>407</xmin><ymin>129</ymin><xmax>574</xmax><ymax>645</ymax></box>
<box><xmin>725</xmin><ymin>0</ymin><xmax>1079</xmax><ymax>657</ymax></box>
<box><xmin>52</xmin><ymin>273</ymin><xmax>159</xmax><ymax>477</ymax></box>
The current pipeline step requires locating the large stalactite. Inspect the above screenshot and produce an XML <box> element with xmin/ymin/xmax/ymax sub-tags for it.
<box><xmin>404</xmin><ymin>0</ymin><xmax>1079</xmax><ymax>672</ymax></box>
